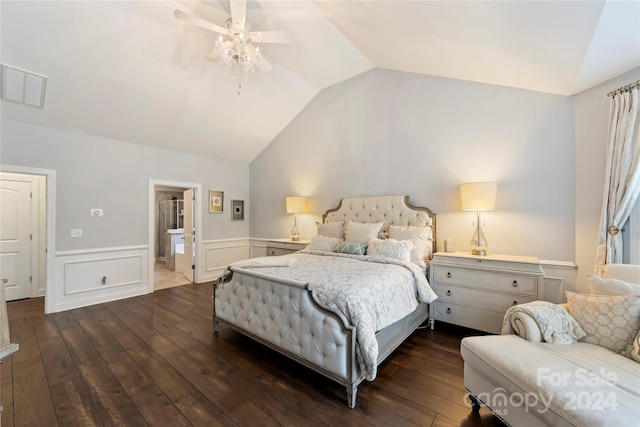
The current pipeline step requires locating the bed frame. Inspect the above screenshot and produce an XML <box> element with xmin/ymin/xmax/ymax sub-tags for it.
<box><xmin>213</xmin><ymin>195</ymin><xmax>436</xmax><ymax>408</ymax></box>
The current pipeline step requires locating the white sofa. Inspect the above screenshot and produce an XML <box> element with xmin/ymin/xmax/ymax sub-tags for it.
<box><xmin>461</xmin><ymin>264</ymin><xmax>640</xmax><ymax>427</ymax></box>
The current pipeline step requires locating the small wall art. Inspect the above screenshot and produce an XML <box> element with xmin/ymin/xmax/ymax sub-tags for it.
<box><xmin>209</xmin><ymin>190</ymin><xmax>224</xmax><ymax>213</ymax></box>
<box><xmin>231</xmin><ymin>200</ymin><xmax>244</xmax><ymax>220</ymax></box>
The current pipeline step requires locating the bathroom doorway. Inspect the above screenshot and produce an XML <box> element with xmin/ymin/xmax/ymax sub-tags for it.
<box><xmin>149</xmin><ymin>180</ymin><xmax>201</xmax><ymax>291</ymax></box>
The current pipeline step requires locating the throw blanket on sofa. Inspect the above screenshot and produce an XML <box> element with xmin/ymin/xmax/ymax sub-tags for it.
<box><xmin>502</xmin><ymin>301</ymin><xmax>586</xmax><ymax>344</ymax></box>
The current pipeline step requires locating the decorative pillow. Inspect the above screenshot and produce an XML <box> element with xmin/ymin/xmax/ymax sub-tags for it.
<box><xmin>565</xmin><ymin>291</ymin><xmax>640</xmax><ymax>353</ymax></box>
<box><xmin>334</xmin><ymin>241</ymin><xmax>368</xmax><ymax>256</ymax></box>
<box><xmin>587</xmin><ymin>274</ymin><xmax>640</xmax><ymax>296</ymax></box>
<box><xmin>388</xmin><ymin>224</ymin><xmax>431</xmax><ymax>269</ymax></box>
<box><xmin>620</xmin><ymin>329</ymin><xmax>640</xmax><ymax>363</ymax></box>
<box><xmin>344</xmin><ymin>221</ymin><xmax>384</xmax><ymax>244</ymax></box>
<box><xmin>307</xmin><ymin>235</ymin><xmax>341</xmax><ymax>252</ymax></box>
<box><xmin>367</xmin><ymin>239</ymin><xmax>413</xmax><ymax>262</ymax></box>
<box><xmin>316</xmin><ymin>221</ymin><xmax>344</xmax><ymax>239</ymax></box>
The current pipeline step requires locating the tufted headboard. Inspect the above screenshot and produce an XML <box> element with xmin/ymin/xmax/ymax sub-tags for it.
<box><xmin>322</xmin><ymin>195</ymin><xmax>437</xmax><ymax>256</ymax></box>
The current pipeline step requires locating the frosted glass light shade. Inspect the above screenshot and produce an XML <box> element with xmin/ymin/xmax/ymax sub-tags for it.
<box><xmin>285</xmin><ymin>196</ymin><xmax>306</xmax><ymax>214</ymax></box>
<box><xmin>460</xmin><ymin>182</ymin><xmax>497</xmax><ymax>211</ymax></box>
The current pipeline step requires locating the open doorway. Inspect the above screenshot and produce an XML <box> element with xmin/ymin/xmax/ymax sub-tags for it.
<box><xmin>149</xmin><ymin>180</ymin><xmax>201</xmax><ymax>291</ymax></box>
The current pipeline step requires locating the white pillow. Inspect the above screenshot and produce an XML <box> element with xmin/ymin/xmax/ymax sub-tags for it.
<box><xmin>307</xmin><ymin>235</ymin><xmax>341</xmax><ymax>252</ymax></box>
<box><xmin>316</xmin><ymin>221</ymin><xmax>344</xmax><ymax>239</ymax></box>
<box><xmin>587</xmin><ymin>274</ymin><xmax>640</xmax><ymax>296</ymax></box>
<box><xmin>388</xmin><ymin>224</ymin><xmax>431</xmax><ymax>269</ymax></box>
<box><xmin>367</xmin><ymin>239</ymin><xmax>413</xmax><ymax>262</ymax></box>
<box><xmin>566</xmin><ymin>291</ymin><xmax>640</xmax><ymax>353</ymax></box>
<box><xmin>344</xmin><ymin>221</ymin><xmax>384</xmax><ymax>244</ymax></box>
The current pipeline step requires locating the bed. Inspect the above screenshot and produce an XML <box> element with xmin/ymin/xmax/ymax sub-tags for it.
<box><xmin>213</xmin><ymin>195</ymin><xmax>438</xmax><ymax>407</ymax></box>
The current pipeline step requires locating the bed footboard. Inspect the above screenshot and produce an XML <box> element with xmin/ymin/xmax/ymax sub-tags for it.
<box><xmin>214</xmin><ymin>266</ymin><xmax>362</xmax><ymax>408</ymax></box>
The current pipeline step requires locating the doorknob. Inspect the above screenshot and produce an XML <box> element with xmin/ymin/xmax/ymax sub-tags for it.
<box><xmin>2</xmin><ymin>279</ymin><xmax>7</xmax><ymax>284</ymax></box>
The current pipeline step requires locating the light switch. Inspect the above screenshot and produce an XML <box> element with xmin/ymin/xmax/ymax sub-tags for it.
<box><xmin>71</xmin><ymin>229</ymin><xmax>83</xmax><ymax>238</ymax></box>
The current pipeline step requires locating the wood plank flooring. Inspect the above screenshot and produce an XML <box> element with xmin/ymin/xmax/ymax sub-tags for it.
<box><xmin>2</xmin><ymin>283</ymin><xmax>506</xmax><ymax>427</ymax></box>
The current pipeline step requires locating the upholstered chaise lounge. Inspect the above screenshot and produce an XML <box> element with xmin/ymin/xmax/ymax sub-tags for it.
<box><xmin>461</xmin><ymin>264</ymin><xmax>640</xmax><ymax>426</ymax></box>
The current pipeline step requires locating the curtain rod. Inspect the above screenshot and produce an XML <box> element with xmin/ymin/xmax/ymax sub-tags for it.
<box><xmin>607</xmin><ymin>80</ymin><xmax>640</xmax><ymax>97</ymax></box>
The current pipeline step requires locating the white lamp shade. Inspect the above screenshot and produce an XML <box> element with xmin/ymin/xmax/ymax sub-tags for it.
<box><xmin>285</xmin><ymin>196</ymin><xmax>306</xmax><ymax>214</ymax></box>
<box><xmin>460</xmin><ymin>182</ymin><xmax>497</xmax><ymax>211</ymax></box>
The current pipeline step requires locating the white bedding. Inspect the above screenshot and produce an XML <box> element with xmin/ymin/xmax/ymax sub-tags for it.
<box><xmin>231</xmin><ymin>250</ymin><xmax>437</xmax><ymax>380</ymax></box>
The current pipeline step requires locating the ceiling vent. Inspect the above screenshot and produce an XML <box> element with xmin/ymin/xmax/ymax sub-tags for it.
<box><xmin>1</xmin><ymin>64</ymin><xmax>47</xmax><ymax>108</ymax></box>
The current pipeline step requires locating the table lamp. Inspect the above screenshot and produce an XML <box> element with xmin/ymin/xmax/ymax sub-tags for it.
<box><xmin>285</xmin><ymin>196</ymin><xmax>306</xmax><ymax>241</ymax></box>
<box><xmin>460</xmin><ymin>182</ymin><xmax>497</xmax><ymax>255</ymax></box>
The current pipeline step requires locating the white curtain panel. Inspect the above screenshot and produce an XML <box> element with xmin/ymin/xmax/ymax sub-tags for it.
<box><xmin>595</xmin><ymin>87</ymin><xmax>640</xmax><ymax>273</ymax></box>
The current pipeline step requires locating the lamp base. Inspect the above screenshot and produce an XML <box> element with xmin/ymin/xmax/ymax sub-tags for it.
<box><xmin>291</xmin><ymin>236</ymin><xmax>300</xmax><ymax>242</ymax></box>
<box><xmin>471</xmin><ymin>247</ymin><xmax>487</xmax><ymax>256</ymax></box>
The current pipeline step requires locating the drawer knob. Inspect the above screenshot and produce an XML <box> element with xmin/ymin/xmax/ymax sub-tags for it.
<box><xmin>512</xmin><ymin>280</ymin><xmax>518</xmax><ymax>287</ymax></box>
<box><xmin>513</xmin><ymin>301</ymin><xmax>518</xmax><ymax>306</ymax></box>
<box><xmin>446</xmin><ymin>307</ymin><xmax>451</xmax><ymax>314</ymax></box>
<box><xmin>447</xmin><ymin>272</ymin><xmax>452</xmax><ymax>278</ymax></box>
<box><xmin>446</xmin><ymin>290</ymin><xmax>452</xmax><ymax>296</ymax></box>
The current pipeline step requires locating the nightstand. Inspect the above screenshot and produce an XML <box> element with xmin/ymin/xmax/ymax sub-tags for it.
<box><xmin>428</xmin><ymin>251</ymin><xmax>544</xmax><ymax>334</ymax></box>
<box><xmin>265</xmin><ymin>239</ymin><xmax>310</xmax><ymax>256</ymax></box>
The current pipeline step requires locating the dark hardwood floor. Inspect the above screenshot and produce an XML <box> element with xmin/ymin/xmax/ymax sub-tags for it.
<box><xmin>2</xmin><ymin>283</ymin><xmax>505</xmax><ymax>426</ymax></box>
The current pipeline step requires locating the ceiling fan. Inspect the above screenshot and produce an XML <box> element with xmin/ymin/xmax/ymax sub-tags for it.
<box><xmin>174</xmin><ymin>0</ymin><xmax>292</xmax><ymax>75</ymax></box>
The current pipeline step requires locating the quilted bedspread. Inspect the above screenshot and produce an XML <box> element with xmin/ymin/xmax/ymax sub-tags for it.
<box><xmin>232</xmin><ymin>250</ymin><xmax>437</xmax><ymax>380</ymax></box>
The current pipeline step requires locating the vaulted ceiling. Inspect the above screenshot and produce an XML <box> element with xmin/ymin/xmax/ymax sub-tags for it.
<box><xmin>2</xmin><ymin>1</ymin><xmax>639</xmax><ymax>163</ymax></box>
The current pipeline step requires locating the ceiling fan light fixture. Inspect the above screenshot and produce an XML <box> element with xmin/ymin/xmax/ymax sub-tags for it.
<box><xmin>214</xmin><ymin>31</ymin><xmax>264</xmax><ymax>93</ymax></box>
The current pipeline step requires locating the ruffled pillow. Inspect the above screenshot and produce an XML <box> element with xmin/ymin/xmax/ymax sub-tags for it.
<box><xmin>388</xmin><ymin>224</ymin><xmax>431</xmax><ymax>269</ymax></box>
<box><xmin>307</xmin><ymin>235</ymin><xmax>341</xmax><ymax>252</ymax></box>
<box><xmin>367</xmin><ymin>239</ymin><xmax>413</xmax><ymax>262</ymax></box>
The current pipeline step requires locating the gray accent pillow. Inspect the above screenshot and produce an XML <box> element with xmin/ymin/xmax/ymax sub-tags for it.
<box><xmin>334</xmin><ymin>241</ymin><xmax>368</xmax><ymax>255</ymax></box>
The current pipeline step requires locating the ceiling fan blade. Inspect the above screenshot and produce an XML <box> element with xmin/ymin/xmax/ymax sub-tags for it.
<box><xmin>174</xmin><ymin>9</ymin><xmax>229</xmax><ymax>35</ymax></box>
<box><xmin>249</xmin><ymin>30</ymin><xmax>293</xmax><ymax>44</ymax></box>
<box><xmin>230</xmin><ymin>0</ymin><xmax>247</xmax><ymax>29</ymax></box>
<box><xmin>204</xmin><ymin>49</ymin><xmax>222</xmax><ymax>62</ymax></box>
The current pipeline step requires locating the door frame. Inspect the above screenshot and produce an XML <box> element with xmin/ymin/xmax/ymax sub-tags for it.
<box><xmin>148</xmin><ymin>179</ymin><xmax>202</xmax><ymax>291</ymax></box>
<box><xmin>0</xmin><ymin>164</ymin><xmax>56</xmax><ymax>313</ymax></box>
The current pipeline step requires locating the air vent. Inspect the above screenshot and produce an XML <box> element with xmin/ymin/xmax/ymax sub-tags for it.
<box><xmin>1</xmin><ymin>64</ymin><xmax>47</xmax><ymax>108</ymax></box>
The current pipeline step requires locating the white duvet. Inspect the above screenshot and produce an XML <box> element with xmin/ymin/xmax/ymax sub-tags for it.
<box><xmin>232</xmin><ymin>250</ymin><xmax>437</xmax><ymax>380</ymax></box>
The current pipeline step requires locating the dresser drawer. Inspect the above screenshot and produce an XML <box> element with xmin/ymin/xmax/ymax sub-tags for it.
<box><xmin>266</xmin><ymin>246</ymin><xmax>297</xmax><ymax>256</ymax></box>
<box><xmin>431</xmin><ymin>301</ymin><xmax>504</xmax><ymax>334</ymax></box>
<box><xmin>432</xmin><ymin>265</ymin><xmax>537</xmax><ymax>296</ymax></box>
<box><xmin>433</xmin><ymin>284</ymin><xmax>536</xmax><ymax>311</ymax></box>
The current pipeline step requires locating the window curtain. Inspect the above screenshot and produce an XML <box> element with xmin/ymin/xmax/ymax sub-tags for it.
<box><xmin>595</xmin><ymin>86</ymin><xmax>640</xmax><ymax>274</ymax></box>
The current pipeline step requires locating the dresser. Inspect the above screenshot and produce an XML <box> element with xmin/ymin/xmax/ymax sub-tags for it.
<box><xmin>428</xmin><ymin>252</ymin><xmax>544</xmax><ymax>334</ymax></box>
<box><xmin>265</xmin><ymin>239</ymin><xmax>310</xmax><ymax>256</ymax></box>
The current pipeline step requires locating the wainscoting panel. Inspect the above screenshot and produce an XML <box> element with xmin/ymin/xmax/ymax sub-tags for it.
<box><xmin>200</xmin><ymin>238</ymin><xmax>250</xmax><ymax>283</ymax></box>
<box><xmin>540</xmin><ymin>259</ymin><xmax>578</xmax><ymax>302</ymax></box>
<box><xmin>249</xmin><ymin>239</ymin><xmax>268</xmax><ymax>258</ymax></box>
<box><xmin>54</xmin><ymin>246</ymin><xmax>149</xmax><ymax>313</ymax></box>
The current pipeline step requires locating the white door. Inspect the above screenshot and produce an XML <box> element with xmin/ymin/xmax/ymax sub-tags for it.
<box><xmin>183</xmin><ymin>188</ymin><xmax>195</xmax><ymax>282</ymax></box>
<box><xmin>0</xmin><ymin>178</ymin><xmax>32</xmax><ymax>300</ymax></box>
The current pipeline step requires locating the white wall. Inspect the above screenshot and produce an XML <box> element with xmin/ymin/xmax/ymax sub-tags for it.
<box><xmin>250</xmin><ymin>69</ymin><xmax>575</xmax><ymax>265</ymax></box>
<box><xmin>1</xmin><ymin>119</ymin><xmax>250</xmax><ymax>249</ymax></box>
<box><xmin>574</xmin><ymin>67</ymin><xmax>640</xmax><ymax>292</ymax></box>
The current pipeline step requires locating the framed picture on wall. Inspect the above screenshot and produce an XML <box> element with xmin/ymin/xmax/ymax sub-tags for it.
<box><xmin>209</xmin><ymin>190</ymin><xmax>224</xmax><ymax>213</ymax></box>
<box><xmin>231</xmin><ymin>200</ymin><xmax>244</xmax><ymax>220</ymax></box>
